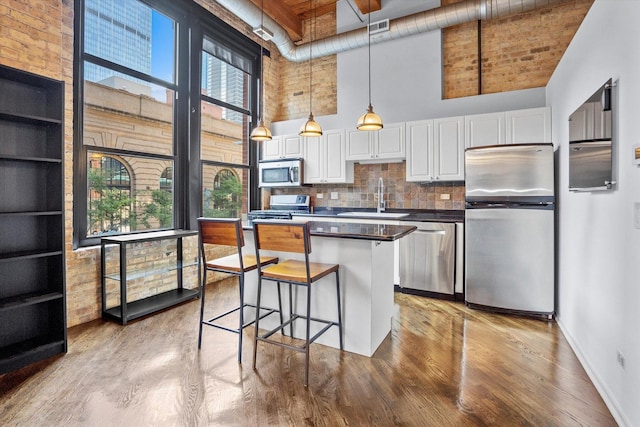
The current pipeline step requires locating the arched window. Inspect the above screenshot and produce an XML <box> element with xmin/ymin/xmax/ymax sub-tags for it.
<box><xmin>203</xmin><ymin>168</ymin><xmax>241</xmax><ymax>218</ymax></box>
<box><xmin>87</xmin><ymin>155</ymin><xmax>132</xmax><ymax>235</ymax></box>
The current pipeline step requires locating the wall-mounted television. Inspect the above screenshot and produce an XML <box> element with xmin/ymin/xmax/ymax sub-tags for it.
<box><xmin>568</xmin><ymin>78</ymin><xmax>615</xmax><ymax>191</ymax></box>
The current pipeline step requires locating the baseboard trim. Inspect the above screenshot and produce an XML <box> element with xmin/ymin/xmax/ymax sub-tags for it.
<box><xmin>556</xmin><ymin>317</ymin><xmax>629</xmax><ymax>427</ymax></box>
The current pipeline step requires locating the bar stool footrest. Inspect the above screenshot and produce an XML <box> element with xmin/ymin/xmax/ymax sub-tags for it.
<box><xmin>257</xmin><ymin>314</ymin><xmax>340</xmax><ymax>350</ymax></box>
<box><xmin>202</xmin><ymin>303</ymin><xmax>282</xmax><ymax>334</ymax></box>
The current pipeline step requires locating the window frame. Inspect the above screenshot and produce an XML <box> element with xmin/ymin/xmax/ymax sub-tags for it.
<box><xmin>74</xmin><ymin>0</ymin><xmax>262</xmax><ymax>248</ymax></box>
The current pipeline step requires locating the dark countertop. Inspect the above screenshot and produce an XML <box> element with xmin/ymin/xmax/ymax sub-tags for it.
<box><xmin>292</xmin><ymin>208</ymin><xmax>465</xmax><ymax>223</ymax></box>
<box><xmin>307</xmin><ymin>221</ymin><xmax>416</xmax><ymax>241</ymax></box>
<box><xmin>243</xmin><ymin>220</ymin><xmax>416</xmax><ymax>242</ymax></box>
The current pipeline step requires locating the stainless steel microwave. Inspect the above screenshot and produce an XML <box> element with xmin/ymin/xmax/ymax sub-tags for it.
<box><xmin>258</xmin><ymin>158</ymin><xmax>304</xmax><ymax>187</ymax></box>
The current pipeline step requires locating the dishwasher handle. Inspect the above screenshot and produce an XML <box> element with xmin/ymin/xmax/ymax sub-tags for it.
<box><xmin>414</xmin><ymin>229</ymin><xmax>446</xmax><ymax>235</ymax></box>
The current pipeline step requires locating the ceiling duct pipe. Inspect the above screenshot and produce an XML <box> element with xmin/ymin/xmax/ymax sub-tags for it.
<box><xmin>215</xmin><ymin>0</ymin><xmax>571</xmax><ymax>62</ymax></box>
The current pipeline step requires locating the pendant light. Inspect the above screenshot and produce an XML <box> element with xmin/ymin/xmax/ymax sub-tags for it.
<box><xmin>299</xmin><ymin>0</ymin><xmax>322</xmax><ymax>137</ymax></box>
<box><xmin>356</xmin><ymin>0</ymin><xmax>383</xmax><ymax>131</ymax></box>
<box><xmin>250</xmin><ymin>0</ymin><xmax>272</xmax><ymax>141</ymax></box>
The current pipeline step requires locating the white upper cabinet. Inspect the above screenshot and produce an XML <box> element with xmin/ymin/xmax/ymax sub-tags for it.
<box><xmin>569</xmin><ymin>101</ymin><xmax>611</xmax><ymax>141</ymax></box>
<box><xmin>465</xmin><ymin>111</ymin><xmax>506</xmax><ymax>148</ymax></box>
<box><xmin>377</xmin><ymin>123</ymin><xmax>406</xmax><ymax>159</ymax></box>
<box><xmin>405</xmin><ymin>120</ymin><xmax>434</xmax><ymax>182</ymax></box>
<box><xmin>505</xmin><ymin>107</ymin><xmax>551</xmax><ymax>144</ymax></box>
<box><xmin>464</xmin><ymin>107</ymin><xmax>551</xmax><ymax>148</ymax></box>
<box><xmin>405</xmin><ymin>117</ymin><xmax>464</xmax><ymax>182</ymax></box>
<box><xmin>346</xmin><ymin>122</ymin><xmax>406</xmax><ymax>161</ymax></box>
<box><xmin>304</xmin><ymin>129</ymin><xmax>353</xmax><ymax>184</ymax></box>
<box><xmin>261</xmin><ymin>134</ymin><xmax>304</xmax><ymax>160</ymax></box>
<box><xmin>433</xmin><ymin>116</ymin><xmax>465</xmax><ymax>181</ymax></box>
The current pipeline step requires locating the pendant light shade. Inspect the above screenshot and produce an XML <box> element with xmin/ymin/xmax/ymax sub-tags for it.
<box><xmin>299</xmin><ymin>0</ymin><xmax>322</xmax><ymax>137</ymax></box>
<box><xmin>251</xmin><ymin>0</ymin><xmax>272</xmax><ymax>142</ymax></box>
<box><xmin>357</xmin><ymin>0</ymin><xmax>383</xmax><ymax>131</ymax></box>
<box><xmin>357</xmin><ymin>104</ymin><xmax>383</xmax><ymax>131</ymax></box>
<box><xmin>299</xmin><ymin>113</ymin><xmax>323</xmax><ymax>137</ymax></box>
<box><xmin>250</xmin><ymin>119</ymin><xmax>272</xmax><ymax>141</ymax></box>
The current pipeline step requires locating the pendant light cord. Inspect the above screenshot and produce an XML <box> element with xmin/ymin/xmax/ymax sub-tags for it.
<box><xmin>309</xmin><ymin>0</ymin><xmax>314</xmax><ymax>115</ymax></box>
<box><xmin>259</xmin><ymin>0</ymin><xmax>265</xmax><ymax>122</ymax></box>
<box><xmin>367</xmin><ymin>0</ymin><xmax>372</xmax><ymax>107</ymax></box>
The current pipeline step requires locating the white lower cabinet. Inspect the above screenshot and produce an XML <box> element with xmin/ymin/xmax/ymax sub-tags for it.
<box><xmin>304</xmin><ymin>129</ymin><xmax>353</xmax><ymax>184</ymax></box>
<box><xmin>405</xmin><ymin>117</ymin><xmax>464</xmax><ymax>182</ymax></box>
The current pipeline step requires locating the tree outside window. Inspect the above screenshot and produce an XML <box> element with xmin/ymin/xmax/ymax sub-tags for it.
<box><xmin>203</xmin><ymin>169</ymin><xmax>242</xmax><ymax>218</ymax></box>
<box><xmin>88</xmin><ymin>156</ymin><xmax>132</xmax><ymax>235</ymax></box>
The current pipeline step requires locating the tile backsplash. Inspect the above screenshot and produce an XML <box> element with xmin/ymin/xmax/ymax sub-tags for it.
<box><xmin>268</xmin><ymin>162</ymin><xmax>465</xmax><ymax>211</ymax></box>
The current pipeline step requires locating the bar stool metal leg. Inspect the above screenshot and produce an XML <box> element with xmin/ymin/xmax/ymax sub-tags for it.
<box><xmin>238</xmin><ymin>273</ymin><xmax>245</xmax><ymax>363</ymax></box>
<box><xmin>335</xmin><ymin>270</ymin><xmax>343</xmax><ymax>350</ymax></box>
<box><xmin>304</xmin><ymin>283</ymin><xmax>312</xmax><ymax>387</ymax></box>
<box><xmin>252</xmin><ymin>276</ymin><xmax>263</xmax><ymax>370</ymax></box>
<box><xmin>198</xmin><ymin>268</ymin><xmax>207</xmax><ymax>349</ymax></box>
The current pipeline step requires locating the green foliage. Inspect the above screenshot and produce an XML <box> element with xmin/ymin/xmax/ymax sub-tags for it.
<box><xmin>138</xmin><ymin>189</ymin><xmax>173</xmax><ymax>229</ymax></box>
<box><xmin>203</xmin><ymin>173</ymin><xmax>242</xmax><ymax>218</ymax></box>
<box><xmin>88</xmin><ymin>168</ymin><xmax>133</xmax><ymax>234</ymax></box>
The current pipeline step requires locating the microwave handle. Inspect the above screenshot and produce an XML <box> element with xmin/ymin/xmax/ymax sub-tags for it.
<box><xmin>289</xmin><ymin>167</ymin><xmax>296</xmax><ymax>183</ymax></box>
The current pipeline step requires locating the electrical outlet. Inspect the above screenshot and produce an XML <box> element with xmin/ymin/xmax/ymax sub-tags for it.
<box><xmin>617</xmin><ymin>350</ymin><xmax>625</xmax><ymax>368</ymax></box>
<box><xmin>331</xmin><ymin>192</ymin><xmax>339</xmax><ymax>200</ymax></box>
<box><xmin>316</xmin><ymin>193</ymin><xmax>324</xmax><ymax>199</ymax></box>
<box><xmin>440</xmin><ymin>193</ymin><xmax>451</xmax><ymax>200</ymax></box>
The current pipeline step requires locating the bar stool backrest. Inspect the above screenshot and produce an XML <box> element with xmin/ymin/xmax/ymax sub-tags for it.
<box><xmin>253</xmin><ymin>221</ymin><xmax>311</xmax><ymax>255</ymax></box>
<box><xmin>198</xmin><ymin>218</ymin><xmax>244</xmax><ymax>248</ymax></box>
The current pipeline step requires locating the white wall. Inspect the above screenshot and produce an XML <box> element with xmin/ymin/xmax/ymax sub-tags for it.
<box><xmin>272</xmin><ymin>0</ymin><xmax>546</xmax><ymax>135</ymax></box>
<box><xmin>547</xmin><ymin>1</ymin><xmax>640</xmax><ymax>426</ymax></box>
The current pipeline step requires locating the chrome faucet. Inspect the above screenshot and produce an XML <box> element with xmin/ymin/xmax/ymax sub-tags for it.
<box><xmin>377</xmin><ymin>177</ymin><xmax>385</xmax><ymax>213</ymax></box>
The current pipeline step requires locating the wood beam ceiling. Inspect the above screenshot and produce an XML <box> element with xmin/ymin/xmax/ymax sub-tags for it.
<box><xmin>246</xmin><ymin>0</ymin><xmax>377</xmax><ymax>42</ymax></box>
<box><xmin>352</xmin><ymin>0</ymin><xmax>381</xmax><ymax>15</ymax></box>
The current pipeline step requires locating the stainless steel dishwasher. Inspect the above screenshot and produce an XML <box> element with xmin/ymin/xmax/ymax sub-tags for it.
<box><xmin>399</xmin><ymin>222</ymin><xmax>455</xmax><ymax>296</ymax></box>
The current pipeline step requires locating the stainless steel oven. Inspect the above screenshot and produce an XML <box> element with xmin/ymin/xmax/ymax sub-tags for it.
<box><xmin>248</xmin><ymin>195</ymin><xmax>310</xmax><ymax>223</ymax></box>
<box><xmin>258</xmin><ymin>159</ymin><xmax>304</xmax><ymax>187</ymax></box>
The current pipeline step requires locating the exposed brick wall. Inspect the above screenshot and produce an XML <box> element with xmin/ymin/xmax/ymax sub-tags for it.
<box><xmin>443</xmin><ymin>0</ymin><xmax>594</xmax><ymax>99</ymax></box>
<box><xmin>272</xmin><ymin>11</ymin><xmax>338</xmax><ymax>123</ymax></box>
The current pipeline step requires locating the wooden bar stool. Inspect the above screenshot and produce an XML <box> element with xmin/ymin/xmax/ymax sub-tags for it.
<box><xmin>197</xmin><ymin>218</ymin><xmax>280</xmax><ymax>363</ymax></box>
<box><xmin>252</xmin><ymin>220</ymin><xmax>343</xmax><ymax>387</ymax></box>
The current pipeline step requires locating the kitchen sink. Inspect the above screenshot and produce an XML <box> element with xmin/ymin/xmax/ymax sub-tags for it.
<box><xmin>337</xmin><ymin>212</ymin><xmax>409</xmax><ymax>218</ymax></box>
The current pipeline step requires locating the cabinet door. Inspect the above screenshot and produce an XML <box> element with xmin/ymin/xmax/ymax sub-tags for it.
<box><xmin>505</xmin><ymin>107</ymin><xmax>551</xmax><ymax>144</ymax></box>
<box><xmin>282</xmin><ymin>134</ymin><xmax>304</xmax><ymax>158</ymax></box>
<box><xmin>433</xmin><ymin>116</ymin><xmax>465</xmax><ymax>181</ymax></box>
<box><xmin>324</xmin><ymin>129</ymin><xmax>350</xmax><ymax>183</ymax></box>
<box><xmin>465</xmin><ymin>112</ymin><xmax>505</xmax><ymax>148</ymax></box>
<box><xmin>405</xmin><ymin>120</ymin><xmax>434</xmax><ymax>182</ymax></box>
<box><xmin>346</xmin><ymin>129</ymin><xmax>373</xmax><ymax>160</ymax></box>
<box><xmin>304</xmin><ymin>136</ymin><xmax>323</xmax><ymax>184</ymax></box>
<box><xmin>261</xmin><ymin>137</ymin><xmax>282</xmax><ymax>160</ymax></box>
<box><xmin>377</xmin><ymin>122</ymin><xmax>406</xmax><ymax>159</ymax></box>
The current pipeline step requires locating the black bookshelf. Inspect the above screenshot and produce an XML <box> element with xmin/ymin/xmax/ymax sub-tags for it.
<box><xmin>0</xmin><ymin>64</ymin><xmax>66</xmax><ymax>373</ymax></box>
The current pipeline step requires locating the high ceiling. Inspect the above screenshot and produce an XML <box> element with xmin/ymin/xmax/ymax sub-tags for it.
<box><xmin>246</xmin><ymin>0</ymin><xmax>381</xmax><ymax>41</ymax></box>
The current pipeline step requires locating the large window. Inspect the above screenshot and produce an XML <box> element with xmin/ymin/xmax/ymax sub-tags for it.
<box><xmin>199</xmin><ymin>36</ymin><xmax>254</xmax><ymax>222</ymax></box>
<box><xmin>75</xmin><ymin>0</ymin><xmax>261</xmax><ymax>247</ymax></box>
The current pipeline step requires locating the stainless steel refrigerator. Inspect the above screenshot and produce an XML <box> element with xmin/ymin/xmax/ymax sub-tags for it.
<box><xmin>464</xmin><ymin>143</ymin><xmax>555</xmax><ymax>317</ymax></box>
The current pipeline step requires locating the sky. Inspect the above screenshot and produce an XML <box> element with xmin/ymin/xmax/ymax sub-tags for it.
<box><xmin>151</xmin><ymin>10</ymin><xmax>175</xmax><ymax>84</ymax></box>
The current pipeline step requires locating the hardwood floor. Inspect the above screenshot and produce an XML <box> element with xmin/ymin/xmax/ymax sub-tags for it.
<box><xmin>1</xmin><ymin>278</ymin><xmax>615</xmax><ymax>426</ymax></box>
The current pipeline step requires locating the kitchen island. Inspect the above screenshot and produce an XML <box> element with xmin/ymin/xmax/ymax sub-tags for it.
<box><xmin>241</xmin><ymin>220</ymin><xmax>416</xmax><ymax>357</ymax></box>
